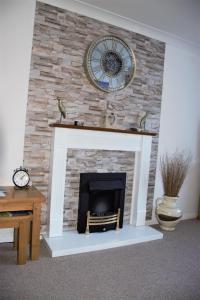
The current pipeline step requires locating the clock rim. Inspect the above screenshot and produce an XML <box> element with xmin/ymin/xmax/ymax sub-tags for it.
<box><xmin>84</xmin><ymin>35</ymin><xmax>136</xmax><ymax>93</ymax></box>
<box><xmin>12</xmin><ymin>169</ymin><xmax>30</xmax><ymax>188</ymax></box>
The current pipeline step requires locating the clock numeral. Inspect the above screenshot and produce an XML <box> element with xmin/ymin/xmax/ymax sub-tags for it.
<box><xmin>122</xmin><ymin>55</ymin><xmax>130</xmax><ymax>61</ymax></box>
<box><xmin>98</xmin><ymin>73</ymin><xmax>105</xmax><ymax>82</ymax></box>
<box><xmin>92</xmin><ymin>65</ymin><xmax>102</xmax><ymax>74</ymax></box>
<box><xmin>103</xmin><ymin>41</ymin><xmax>109</xmax><ymax>51</ymax></box>
<box><xmin>121</xmin><ymin>69</ymin><xmax>128</xmax><ymax>76</ymax></box>
<box><xmin>116</xmin><ymin>78</ymin><xmax>121</xmax><ymax>86</ymax></box>
<box><xmin>116</xmin><ymin>75</ymin><xmax>125</xmax><ymax>85</ymax></box>
<box><xmin>119</xmin><ymin>46</ymin><xmax>125</xmax><ymax>54</ymax></box>
<box><xmin>109</xmin><ymin>78</ymin><xmax>113</xmax><ymax>88</ymax></box>
<box><xmin>112</xmin><ymin>40</ymin><xmax>117</xmax><ymax>51</ymax></box>
<box><xmin>124</xmin><ymin>58</ymin><xmax>132</xmax><ymax>66</ymax></box>
<box><xmin>90</xmin><ymin>58</ymin><xmax>100</xmax><ymax>62</ymax></box>
<box><xmin>122</xmin><ymin>63</ymin><xmax>130</xmax><ymax>71</ymax></box>
<box><xmin>95</xmin><ymin>47</ymin><xmax>103</xmax><ymax>55</ymax></box>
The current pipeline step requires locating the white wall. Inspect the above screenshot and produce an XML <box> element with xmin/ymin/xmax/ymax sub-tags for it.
<box><xmin>78</xmin><ymin>0</ymin><xmax>200</xmax><ymax>47</ymax></box>
<box><xmin>0</xmin><ymin>0</ymin><xmax>36</xmax><ymax>242</ymax></box>
<box><xmin>153</xmin><ymin>44</ymin><xmax>200</xmax><ymax>221</ymax></box>
<box><xmin>0</xmin><ymin>0</ymin><xmax>199</xmax><ymax>231</ymax></box>
<box><xmin>0</xmin><ymin>0</ymin><xmax>36</xmax><ymax>185</ymax></box>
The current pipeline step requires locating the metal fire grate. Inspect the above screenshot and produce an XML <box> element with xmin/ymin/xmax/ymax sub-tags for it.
<box><xmin>85</xmin><ymin>208</ymin><xmax>121</xmax><ymax>234</ymax></box>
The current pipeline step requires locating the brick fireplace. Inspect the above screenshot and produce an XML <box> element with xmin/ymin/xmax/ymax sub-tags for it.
<box><xmin>44</xmin><ymin>124</ymin><xmax>163</xmax><ymax>257</ymax></box>
<box><xmin>24</xmin><ymin>2</ymin><xmax>166</xmax><ymax>236</ymax></box>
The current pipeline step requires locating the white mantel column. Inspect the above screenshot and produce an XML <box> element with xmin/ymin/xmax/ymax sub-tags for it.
<box><xmin>130</xmin><ymin>136</ymin><xmax>152</xmax><ymax>226</ymax></box>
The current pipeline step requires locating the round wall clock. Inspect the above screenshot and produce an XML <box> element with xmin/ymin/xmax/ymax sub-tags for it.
<box><xmin>85</xmin><ymin>35</ymin><xmax>136</xmax><ymax>92</ymax></box>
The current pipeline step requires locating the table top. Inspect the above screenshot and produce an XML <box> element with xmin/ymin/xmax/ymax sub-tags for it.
<box><xmin>0</xmin><ymin>186</ymin><xmax>45</xmax><ymax>204</ymax></box>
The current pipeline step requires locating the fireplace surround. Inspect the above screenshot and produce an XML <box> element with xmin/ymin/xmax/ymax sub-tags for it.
<box><xmin>78</xmin><ymin>173</ymin><xmax>126</xmax><ymax>233</ymax></box>
<box><xmin>44</xmin><ymin>124</ymin><xmax>163</xmax><ymax>257</ymax></box>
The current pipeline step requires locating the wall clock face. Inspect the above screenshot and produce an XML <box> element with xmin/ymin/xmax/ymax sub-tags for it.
<box><xmin>85</xmin><ymin>36</ymin><xmax>136</xmax><ymax>92</ymax></box>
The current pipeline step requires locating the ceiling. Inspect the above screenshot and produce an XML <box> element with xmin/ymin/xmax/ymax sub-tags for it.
<box><xmin>79</xmin><ymin>0</ymin><xmax>200</xmax><ymax>47</ymax></box>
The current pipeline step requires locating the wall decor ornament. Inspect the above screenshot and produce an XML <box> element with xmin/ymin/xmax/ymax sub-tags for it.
<box><xmin>56</xmin><ymin>97</ymin><xmax>66</xmax><ymax>123</ymax></box>
<box><xmin>104</xmin><ymin>111</ymin><xmax>116</xmax><ymax>128</ymax></box>
<box><xmin>139</xmin><ymin>111</ymin><xmax>148</xmax><ymax>130</ymax></box>
<box><xmin>85</xmin><ymin>35</ymin><xmax>136</xmax><ymax>92</ymax></box>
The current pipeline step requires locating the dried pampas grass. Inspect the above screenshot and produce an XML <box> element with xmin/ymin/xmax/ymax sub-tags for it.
<box><xmin>160</xmin><ymin>152</ymin><xmax>191</xmax><ymax>197</ymax></box>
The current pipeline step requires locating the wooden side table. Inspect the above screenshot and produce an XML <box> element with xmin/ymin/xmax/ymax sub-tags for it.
<box><xmin>0</xmin><ymin>214</ymin><xmax>33</xmax><ymax>264</ymax></box>
<box><xmin>0</xmin><ymin>186</ymin><xmax>45</xmax><ymax>260</ymax></box>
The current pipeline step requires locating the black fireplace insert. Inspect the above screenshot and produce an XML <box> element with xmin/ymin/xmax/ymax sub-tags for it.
<box><xmin>77</xmin><ymin>173</ymin><xmax>126</xmax><ymax>233</ymax></box>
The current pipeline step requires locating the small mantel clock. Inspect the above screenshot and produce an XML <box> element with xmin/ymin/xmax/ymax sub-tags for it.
<box><xmin>12</xmin><ymin>166</ymin><xmax>30</xmax><ymax>188</ymax></box>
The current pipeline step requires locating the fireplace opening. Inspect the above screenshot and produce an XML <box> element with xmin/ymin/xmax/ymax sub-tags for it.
<box><xmin>90</xmin><ymin>190</ymin><xmax>115</xmax><ymax>216</ymax></box>
<box><xmin>77</xmin><ymin>173</ymin><xmax>126</xmax><ymax>233</ymax></box>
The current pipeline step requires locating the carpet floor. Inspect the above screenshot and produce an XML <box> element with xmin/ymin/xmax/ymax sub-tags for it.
<box><xmin>0</xmin><ymin>220</ymin><xmax>200</xmax><ymax>300</ymax></box>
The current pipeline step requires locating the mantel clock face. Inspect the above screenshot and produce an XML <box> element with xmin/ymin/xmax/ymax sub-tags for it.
<box><xmin>85</xmin><ymin>36</ymin><xmax>136</xmax><ymax>92</ymax></box>
<box><xmin>12</xmin><ymin>166</ymin><xmax>30</xmax><ymax>188</ymax></box>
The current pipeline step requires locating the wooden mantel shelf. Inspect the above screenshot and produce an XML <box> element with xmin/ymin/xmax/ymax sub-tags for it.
<box><xmin>49</xmin><ymin>123</ymin><xmax>157</xmax><ymax>137</ymax></box>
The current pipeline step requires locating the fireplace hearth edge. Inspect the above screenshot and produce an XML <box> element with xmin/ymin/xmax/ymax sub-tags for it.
<box><xmin>43</xmin><ymin>225</ymin><xmax>163</xmax><ymax>257</ymax></box>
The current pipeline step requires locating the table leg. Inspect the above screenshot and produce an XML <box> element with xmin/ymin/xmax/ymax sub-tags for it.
<box><xmin>31</xmin><ymin>203</ymin><xmax>41</xmax><ymax>260</ymax></box>
<box><xmin>18</xmin><ymin>221</ymin><xmax>28</xmax><ymax>265</ymax></box>
<box><xmin>13</xmin><ymin>228</ymin><xmax>18</xmax><ymax>250</ymax></box>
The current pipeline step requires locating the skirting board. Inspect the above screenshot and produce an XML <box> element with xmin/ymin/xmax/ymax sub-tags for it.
<box><xmin>43</xmin><ymin>225</ymin><xmax>163</xmax><ymax>257</ymax></box>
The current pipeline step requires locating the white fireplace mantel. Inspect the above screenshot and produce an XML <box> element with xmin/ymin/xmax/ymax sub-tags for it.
<box><xmin>44</xmin><ymin>124</ymin><xmax>163</xmax><ymax>257</ymax></box>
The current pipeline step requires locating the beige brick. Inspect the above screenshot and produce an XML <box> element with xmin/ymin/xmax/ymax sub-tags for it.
<box><xmin>24</xmin><ymin>2</ymin><xmax>165</xmax><ymax>232</ymax></box>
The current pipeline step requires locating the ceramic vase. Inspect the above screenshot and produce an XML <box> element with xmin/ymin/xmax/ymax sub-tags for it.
<box><xmin>156</xmin><ymin>196</ymin><xmax>182</xmax><ymax>231</ymax></box>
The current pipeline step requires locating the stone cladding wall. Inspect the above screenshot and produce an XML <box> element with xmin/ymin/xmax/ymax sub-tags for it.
<box><xmin>24</xmin><ymin>2</ymin><xmax>165</xmax><ymax>232</ymax></box>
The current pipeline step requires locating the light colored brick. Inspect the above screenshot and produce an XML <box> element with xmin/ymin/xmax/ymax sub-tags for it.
<box><xmin>24</xmin><ymin>2</ymin><xmax>165</xmax><ymax>232</ymax></box>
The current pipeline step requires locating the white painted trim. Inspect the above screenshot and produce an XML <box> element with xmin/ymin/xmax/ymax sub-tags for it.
<box><xmin>49</xmin><ymin>146</ymin><xmax>67</xmax><ymax>237</ymax></box>
<box><xmin>48</xmin><ymin>127</ymin><xmax>152</xmax><ymax>238</ymax></box>
<box><xmin>135</xmin><ymin>136</ymin><xmax>152</xmax><ymax>226</ymax></box>
<box><xmin>53</xmin><ymin>128</ymin><xmax>141</xmax><ymax>151</ymax></box>
<box><xmin>130</xmin><ymin>151</ymin><xmax>140</xmax><ymax>225</ymax></box>
<box><xmin>40</xmin><ymin>0</ymin><xmax>199</xmax><ymax>55</ymax></box>
<box><xmin>146</xmin><ymin>217</ymin><xmax>158</xmax><ymax>226</ymax></box>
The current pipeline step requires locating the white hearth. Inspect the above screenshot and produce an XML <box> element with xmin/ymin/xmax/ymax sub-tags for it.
<box><xmin>44</xmin><ymin>225</ymin><xmax>162</xmax><ymax>257</ymax></box>
<box><xmin>44</xmin><ymin>125</ymin><xmax>163</xmax><ymax>257</ymax></box>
